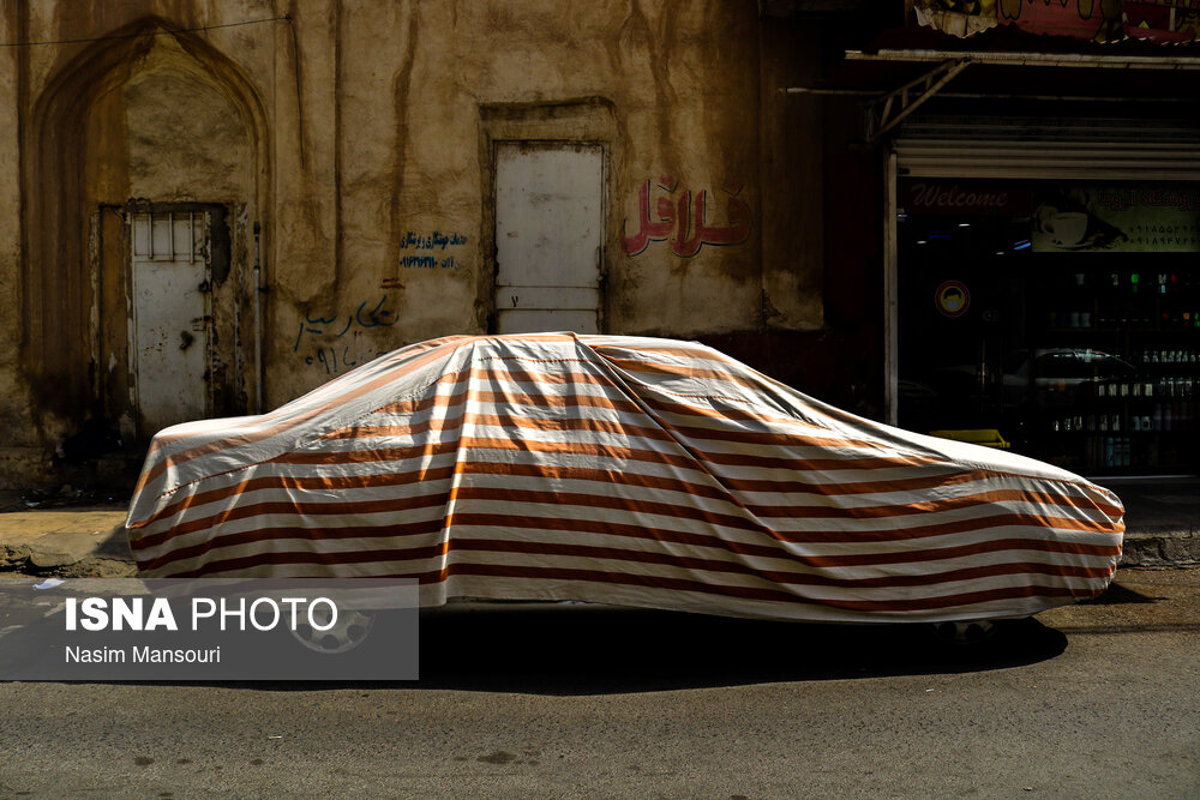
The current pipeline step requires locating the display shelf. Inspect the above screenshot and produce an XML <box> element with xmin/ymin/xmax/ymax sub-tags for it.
<box><xmin>1028</xmin><ymin>263</ymin><xmax>1199</xmax><ymax>474</ymax></box>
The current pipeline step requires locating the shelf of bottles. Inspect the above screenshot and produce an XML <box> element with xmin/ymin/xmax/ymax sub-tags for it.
<box><xmin>1039</xmin><ymin>264</ymin><xmax>1199</xmax><ymax>472</ymax></box>
<box><xmin>1046</xmin><ymin>269</ymin><xmax>1200</xmax><ymax>333</ymax></box>
<box><xmin>1049</xmin><ymin>352</ymin><xmax>1198</xmax><ymax>470</ymax></box>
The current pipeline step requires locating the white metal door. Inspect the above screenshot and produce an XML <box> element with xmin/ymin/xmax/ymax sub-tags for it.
<box><xmin>130</xmin><ymin>211</ymin><xmax>210</xmax><ymax>435</ymax></box>
<box><xmin>495</xmin><ymin>142</ymin><xmax>604</xmax><ymax>334</ymax></box>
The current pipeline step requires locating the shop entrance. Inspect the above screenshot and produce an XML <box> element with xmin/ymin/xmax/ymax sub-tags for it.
<box><xmin>895</xmin><ymin>178</ymin><xmax>1200</xmax><ymax>474</ymax></box>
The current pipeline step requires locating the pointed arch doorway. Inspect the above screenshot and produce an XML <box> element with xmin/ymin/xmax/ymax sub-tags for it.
<box><xmin>25</xmin><ymin>18</ymin><xmax>270</xmax><ymax>443</ymax></box>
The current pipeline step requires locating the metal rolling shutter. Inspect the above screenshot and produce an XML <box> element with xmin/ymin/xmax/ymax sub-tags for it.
<box><xmin>894</xmin><ymin>117</ymin><xmax>1200</xmax><ymax>180</ymax></box>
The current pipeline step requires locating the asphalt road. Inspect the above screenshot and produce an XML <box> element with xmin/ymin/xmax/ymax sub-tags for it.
<box><xmin>2</xmin><ymin>568</ymin><xmax>1198</xmax><ymax>798</ymax></box>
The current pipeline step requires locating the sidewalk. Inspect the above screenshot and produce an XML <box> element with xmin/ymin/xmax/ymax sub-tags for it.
<box><xmin>0</xmin><ymin>495</ymin><xmax>133</xmax><ymax>577</ymax></box>
<box><xmin>1091</xmin><ymin>476</ymin><xmax>1200</xmax><ymax>568</ymax></box>
<box><xmin>0</xmin><ymin>479</ymin><xmax>1197</xmax><ymax>577</ymax></box>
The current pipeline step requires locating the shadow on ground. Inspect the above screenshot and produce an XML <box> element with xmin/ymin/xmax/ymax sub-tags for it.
<box><xmin>1080</xmin><ymin>582</ymin><xmax>1158</xmax><ymax>605</ymax></box>
<box><xmin>398</xmin><ymin>604</ymin><xmax>1067</xmax><ymax>695</ymax></box>
<box><xmin>11</xmin><ymin>605</ymin><xmax>1070</xmax><ymax>696</ymax></box>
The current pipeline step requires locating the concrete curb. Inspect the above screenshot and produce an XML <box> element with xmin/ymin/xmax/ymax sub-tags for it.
<box><xmin>0</xmin><ymin>509</ymin><xmax>136</xmax><ymax>577</ymax></box>
<box><xmin>1121</xmin><ymin>529</ymin><xmax>1200</xmax><ymax>568</ymax></box>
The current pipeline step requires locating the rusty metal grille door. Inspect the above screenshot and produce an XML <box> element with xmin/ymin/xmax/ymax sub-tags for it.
<box><xmin>129</xmin><ymin>210</ymin><xmax>211</xmax><ymax>436</ymax></box>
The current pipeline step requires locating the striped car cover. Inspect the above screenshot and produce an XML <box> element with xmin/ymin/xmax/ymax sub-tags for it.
<box><xmin>126</xmin><ymin>333</ymin><xmax>1124</xmax><ymax>623</ymax></box>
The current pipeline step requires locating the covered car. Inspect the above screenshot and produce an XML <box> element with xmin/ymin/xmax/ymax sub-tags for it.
<box><xmin>126</xmin><ymin>334</ymin><xmax>1124</xmax><ymax>624</ymax></box>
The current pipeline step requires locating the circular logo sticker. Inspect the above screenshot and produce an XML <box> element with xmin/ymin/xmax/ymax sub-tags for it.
<box><xmin>935</xmin><ymin>280</ymin><xmax>970</xmax><ymax>318</ymax></box>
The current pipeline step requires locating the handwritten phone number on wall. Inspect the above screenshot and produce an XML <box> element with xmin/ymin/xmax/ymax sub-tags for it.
<box><xmin>400</xmin><ymin>255</ymin><xmax>461</xmax><ymax>270</ymax></box>
<box><xmin>302</xmin><ymin>345</ymin><xmax>382</xmax><ymax>375</ymax></box>
<box><xmin>399</xmin><ymin>231</ymin><xmax>468</xmax><ymax>270</ymax></box>
<box><xmin>291</xmin><ymin>296</ymin><xmax>397</xmax><ymax>375</ymax></box>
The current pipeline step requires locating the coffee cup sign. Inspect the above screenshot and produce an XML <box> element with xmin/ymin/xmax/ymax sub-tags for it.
<box><xmin>1045</xmin><ymin>211</ymin><xmax>1089</xmax><ymax>248</ymax></box>
<box><xmin>935</xmin><ymin>280</ymin><xmax>970</xmax><ymax>318</ymax></box>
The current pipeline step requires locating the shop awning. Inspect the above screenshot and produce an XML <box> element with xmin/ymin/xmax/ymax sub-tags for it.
<box><xmin>787</xmin><ymin>21</ymin><xmax>1200</xmax><ymax>144</ymax></box>
<box><xmin>892</xmin><ymin>115</ymin><xmax>1200</xmax><ymax>180</ymax></box>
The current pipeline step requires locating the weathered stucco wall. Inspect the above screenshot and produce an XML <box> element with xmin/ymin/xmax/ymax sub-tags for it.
<box><xmin>0</xmin><ymin>5</ymin><xmax>48</xmax><ymax>484</ymax></box>
<box><xmin>280</xmin><ymin>0</ymin><xmax>823</xmax><ymax>405</ymax></box>
<box><xmin>18</xmin><ymin>1</ymin><xmax>275</xmax><ymax>452</ymax></box>
<box><xmin>0</xmin><ymin>0</ymin><xmax>827</xmax><ymax>487</ymax></box>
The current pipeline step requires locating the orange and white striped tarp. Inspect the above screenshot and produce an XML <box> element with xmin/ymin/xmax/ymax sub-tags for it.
<box><xmin>126</xmin><ymin>334</ymin><xmax>1124</xmax><ymax>623</ymax></box>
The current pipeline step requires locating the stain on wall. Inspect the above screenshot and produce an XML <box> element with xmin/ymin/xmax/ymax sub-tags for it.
<box><xmin>1</xmin><ymin>1</ymin><xmax>832</xmax><ymax>487</ymax></box>
<box><xmin>18</xmin><ymin>8</ymin><xmax>272</xmax><ymax>458</ymax></box>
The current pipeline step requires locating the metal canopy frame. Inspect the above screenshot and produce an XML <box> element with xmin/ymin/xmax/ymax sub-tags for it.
<box><xmin>847</xmin><ymin>48</ymin><xmax>1200</xmax><ymax>70</ymax></box>
<box><xmin>785</xmin><ymin>47</ymin><xmax>1200</xmax><ymax>146</ymax></box>
<box><xmin>863</xmin><ymin>58</ymin><xmax>971</xmax><ymax>145</ymax></box>
<box><xmin>851</xmin><ymin>48</ymin><xmax>1200</xmax><ymax>145</ymax></box>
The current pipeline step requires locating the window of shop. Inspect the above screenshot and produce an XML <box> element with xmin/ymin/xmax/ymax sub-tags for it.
<box><xmin>896</xmin><ymin>179</ymin><xmax>1200</xmax><ymax>474</ymax></box>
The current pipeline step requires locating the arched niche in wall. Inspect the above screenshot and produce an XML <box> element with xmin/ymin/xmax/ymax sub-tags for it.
<box><xmin>24</xmin><ymin>17</ymin><xmax>270</xmax><ymax>444</ymax></box>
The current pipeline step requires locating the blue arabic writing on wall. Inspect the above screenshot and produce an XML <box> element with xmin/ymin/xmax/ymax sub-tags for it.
<box><xmin>293</xmin><ymin>296</ymin><xmax>398</xmax><ymax>375</ymax></box>
<box><xmin>399</xmin><ymin>230</ymin><xmax>469</xmax><ymax>270</ymax></box>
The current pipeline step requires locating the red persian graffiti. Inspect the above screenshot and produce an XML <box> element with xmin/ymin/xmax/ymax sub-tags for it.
<box><xmin>621</xmin><ymin>176</ymin><xmax>752</xmax><ymax>257</ymax></box>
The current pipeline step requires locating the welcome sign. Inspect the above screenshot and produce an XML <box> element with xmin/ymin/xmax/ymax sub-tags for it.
<box><xmin>899</xmin><ymin>180</ymin><xmax>1030</xmax><ymax>216</ymax></box>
